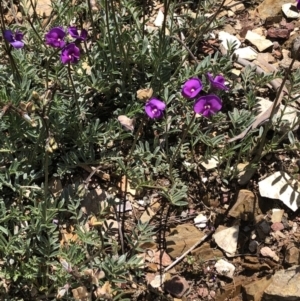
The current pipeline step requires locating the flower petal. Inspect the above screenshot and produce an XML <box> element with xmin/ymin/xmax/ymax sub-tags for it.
<box><xmin>145</xmin><ymin>103</ymin><xmax>155</xmax><ymax>119</ymax></box>
<box><xmin>3</xmin><ymin>30</ymin><xmax>13</xmax><ymax>43</ymax></box>
<box><xmin>68</xmin><ymin>27</ymin><xmax>79</xmax><ymax>38</ymax></box>
<box><xmin>14</xmin><ymin>31</ymin><xmax>24</xmax><ymax>41</ymax></box>
<box><xmin>148</xmin><ymin>98</ymin><xmax>166</xmax><ymax>110</ymax></box>
<box><xmin>182</xmin><ymin>77</ymin><xmax>202</xmax><ymax>99</ymax></box>
<box><xmin>10</xmin><ymin>41</ymin><xmax>24</xmax><ymax>49</ymax></box>
<box><xmin>193</xmin><ymin>97</ymin><xmax>206</xmax><ymax>114</ymax></box>
<box><xmin>206</xmin><ymin>94</ymin><xmax>222</xmax><ymax>112</ymax></box>
<box><xmin>214</xmin><ymin>75</ymin><xmax>225</xmax><ymax>85</ymax></box>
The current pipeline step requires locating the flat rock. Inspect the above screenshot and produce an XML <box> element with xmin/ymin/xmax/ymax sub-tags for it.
<box><xmin>245</xmin><ymin>30</ymin><xmax>273</xmax><ymax>52</ymax></box>
<box><xmin>215</xmin><ymin>259</ymin><xmax>235</xmax><ymax>278</ymax></box>
<box><xmin>191</xmin><ymin>242</ymin><xmax>224</xmax><ymax>260</ymax></box>
<box><xmin>258</xmin><ymin>171</ymin><xmax>300</xmax><ymax>212</ymax></box>
<box><xmin>285</xmin><ymin>244</ymin><xmax>300</xmax><ymax>265</ymax></box>
<box><xmin>256</xmin><ymin>97</ymin><xmax>300</xmax><ymax>132</ymax></box>
<box><xmin>166</xmin><ymin>224</ymin><xmax>205</xmax><ymax>258</ymax></box>
<box><xmin>234</xmin><ymin>46</ymin><xmax>258</xmax><ymax>60</ymax></box>
<box><xmin>257</xmin><ymin>0</ymin><xmax>293</xmax><ymax>20</ymax></box>
<box><xmin>228</xmin><ymin>189</ymin><xmax>262</xmax><ymax>221</ymax></box>
<box><xmin>213</xmin><ymin>225</ymin><xmax>239</xmax><ymax>256</ymax></box>
<box><xmin>218</xmin><ymin>31</ymin><xmax>241</xmax><ymax>50</ymax></box>
<box><xmin>282</xmin><ymin>3</ymin><xmax>300</xmax><ymax>19</ymax></box>
<box><xmin>263</xmin><ymin>265</ymin><xmax>300</xmax><ymax>300</ymax></box>
<box><xmin>280</xmin><ymin>48</ymin><xmax>300</xmax><ymax>70</ymax></box>
<box><xmin>243</xmin><ymin>276</ymin><xmax>273</xmax><ymax>301</ymax></box>
<box><xmin>267</xmin><ymin>28</ymin><xmax>290</xmax><ymax>39</ymax></box>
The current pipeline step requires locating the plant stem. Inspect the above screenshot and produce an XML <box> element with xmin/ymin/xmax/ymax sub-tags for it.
<box><xmin>169</xmin><ymin>113</ymin><xmax>196</xmax><ymax>182</ymax></box>
<box><xmin>67</xmin><ymin>63</ymin><xmax>81</xmax><ymax>118</ymax></box>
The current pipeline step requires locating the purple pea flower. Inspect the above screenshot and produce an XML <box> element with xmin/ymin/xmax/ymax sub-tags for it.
<box><xmin>182</xmin><ymin>77</ymin><xmax>203</xmax><ymax>99</ymax></box>
<box><xmin>207</xmin><ymin>73</ymin><xmax>228</xmax><ymax>91</ymax></box>
<box><xmin>45</xmin><ymin>27</ymin><xmax>66</xmax><ymax>48</ymax></box>
<box><xmin>68</xmin><ymin>27</ymin><xmax>87</xmax><ymax>41</ymax></box>
<box><xmin>194</xmin><ymin>94</ymin><xmax>222</xmax><ymax>118</ymax></box>
<box><xmin>60</xmin><ymin>43</ymin><xmax>80</xmax><ymax>64</ymax></box>
<box><xmin>145</xmin><ymin>98</ymin><xmax>166</xmax><ymax>119</ymax></box>
<box><xmin>4</xmin><ymin>30</ymin><xmax>24</xmax><ymax>49</ymax></box>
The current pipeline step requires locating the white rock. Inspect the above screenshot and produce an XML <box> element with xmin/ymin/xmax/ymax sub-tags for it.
<box><xmin>258</xmin><ymin>171</ymin><xmax>300</xmax><ymax>212</ymax></box>
<box><xmin>282</xmin><ymin>3</ymin><xmax>300</xmax><ymax>19</ymax></box>
<box><xmin>234</xmin><ymin>46</ymin><xmax>258</xmax><ymax>61</ymax></box>
<box><xmin>154</xmin><ymin>10</ymin><xmax>164</xmax><ymax>27</ymax></box>
<box><xmin>271</xmin><ymin>209</ymin><xmax>284</xmax><ymax>223</ymax></box>
<box><xmin>245</xmin><ymin>30</ymin><xmax>273</xmax><ymax>52</ymax></box>
<box><xmin>213</xmin><ymin>225</ymin><xmax>239</xmax><ymax>256</ymax></box>
<box><xmin>260</xmin><ymin>246</ymin><xmax>279</xmax><ymax>262</ymax></box>
<box><xmin>256</xmin><ymin>97</ymin><xmax>300</xmax><ymax>132</ymax></box>
<box><xmin>194</xmin><ymin>213</ymin><xmax>208</xmax><ymax>229</ymax></box>
<box><xmin>150</xmin><ymin>274</ymin><xmax>165</xmax><ymax>288</ymax></box>
<box><xmin>218</xmin><ymin>31</ymin><xmax>241</xmax><ymax>50</ymax></box>
<box><xmin>215</xmin><ymin>259</ymin><xmax>235</xmax><ymax>278</ymax></box>
<box><xmin>200</xmin><ymin>156</ymin><xmax>221</xmax><ymax>170</ymax></box>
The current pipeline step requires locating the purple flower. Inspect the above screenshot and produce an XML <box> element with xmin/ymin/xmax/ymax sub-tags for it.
<box><xmin>145</xmin><ymin>98</ymin><xmax>166</xmax><ymax>119</ymax></box>
<box><xmin>45</xmin><ymin>27</ymin><xmax>66</xmax><ymax>48</ymax></box>
<box><xmin>182</xmin><ymin>78</ymin><xmax>203</xmax><ymax>99</ymax></box>
<box><xmin>207</xmin><ymin>73</ymin><xmax>228</xmax><ymax>91</ymax></box>
<box><xmin>4</xmin><ymin>30</ymin><xmax>24</xmax><ymax>49</ymax></box>
<box><xmin>68</xmin><ymin>27</ymin><xmax>87</xmax><ymax>41</ymax></box>
<box><xmin>60</xmin><ymin>43</ymin><xmax>80</xmax><ymax>64</ymax></box>
<box><xmin>297</xmin><ymin>0</ymin><xmax>300</xmax><ymax>10</ymax></box>
<box><xmin>194</xmin><ymin>94</ymin><xmax>222</xmax><ymax>118</ymax></box>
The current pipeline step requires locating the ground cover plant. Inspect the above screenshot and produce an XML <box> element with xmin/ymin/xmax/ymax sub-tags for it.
<box><xmin>1</xmin><ymin>0</ymin><xmax>300</xmax><ymax>300</ymax></box>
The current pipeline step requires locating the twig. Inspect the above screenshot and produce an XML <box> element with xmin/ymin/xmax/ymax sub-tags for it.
<box><xmin>164</xmin><ymin>230</ymin><xmax>214</xmax><ymax>272</ymax></box>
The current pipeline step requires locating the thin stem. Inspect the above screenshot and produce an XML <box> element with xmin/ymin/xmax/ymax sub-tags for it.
<box><xmin>67</xmin><ymin>63</ymin><xmax>81</xmax><ymax>117</ymax></box>
<box><xmin>169</xmin><ymin>113</ymin><xmax>196</xmax><ymax>182</ymax></box>
<box><xmin>104</xmin><ymin>0</ymin><xmax>116</xmax><ymax>69</ymax></box>
<box><xmin>126</xmin><ymin>116</ymin><xmax>146</xmax><ymax>162</ymax></box>
<box><xmin>87</xmin><ymin>0</ymin><xmax>96</xmax><ymax>41</ymax></box>
<box><xmin>45</xmin><ymin>48</ymin><xmax>62</xmax><ymax>90</ymax></box>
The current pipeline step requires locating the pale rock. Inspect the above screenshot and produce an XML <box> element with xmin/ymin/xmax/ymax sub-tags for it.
<box><xmin>263</xmin><ymin>266</ymin><xmax>300</xmax><ymax>300</ymax></box>
<box><xmin>234</xmin><ymin>20</ymin><xmax>242</xmax><ymax>30</ymax></box>
<box><xmin>150</xmin><ymin>274</ymin><xmax>165</xmax><ymax>288</ymax></box>
<box><xmin>154</xmin><ymin>10</ymin><xmax>164</xmax><ymax>27</ymax></box>
<box><xmin>231</xmin><ymin>68</ymin><xmax>241</xmax><ymax>77</ymax></box>
<box><xmin>260</xmin><ymin>246</ymin><xmax>279</xmax><ymax>261</ymax></box>
<box><xmin>271</xmin><ymin>209</ymin><xmax>284</xmax><ymax>223</ymax></box>
<box><xmin>224</xmin><ymin>0</ymin><xmax>245</xmax><ymax>12</ymax></box>
<box><xmin>214</xmin><ymin>259</ymin><xmax>235</xmax><ymax>278</ymax></box>
<box><xmin>256</xmin><ymin>97</ymin><xmax>300</xmax><ymax>132</ymax></box>
<box><xmin>213</xmin><ymin>225</ymin><xmax>239</xmax><ymax>256</ymax></box>
<box><xmin>282</xmin><ymin>3</ymin><xmax>300</xmax><ymax>19</ymax></box>
<box><xmin>200</xmin><ymin>156</ymin><xmax>221</xmax><ymax>170</ymax></box>
<box><xmin>245</xmin><ymin>30</ymin><xmax>273</xmax><ymax>52</ymax></box>
<box><xmin>218</xmin><ymin>31</ymin><xmax>241</xmax><ymax>50</ymax></box>
<box><xmin>194</xmin><ymin>213</ymin><xmax>208</xmax><ymax>229</ymax></box>
<box><xmin>252</xmin><ymin>27</ymin><xmax>265</xmax><ymax>37</ymax></box>
<box><xmin>257</xmin><ymin>0</ymin><xmax>293</xmax><ymax>20</ymax></box>
<box><xmin>234</xmin><ymin>46</ymin><xmax>258</xmax><ymax>61</ymax></box>
<box><xmin>227</xmin><ymin>10</ymin><xmax>235</xmax><ymax>17</ymax></box>
<box><xmin>259</xmin><ymin>171</ymin><xmax>300</xmax><ymax>212</ymax></box>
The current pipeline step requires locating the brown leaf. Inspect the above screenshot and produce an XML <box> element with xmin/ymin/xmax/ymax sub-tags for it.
<box><xmin>72</xmin><ymin>286</ymin><xmax>89</xmax><ymax>301</ymax></box>
<box><xmin>94</xmin><ymin>281</ymin><xmax>112</xmax><ymax>299</ymax></box>
<box><xmin>136</xmin><ymin>88</ymin><xmax>153</xmax><ymax>100</ymax></box>
<box><xmin>117</xmin><ymin>115</ymin><xmax>135</xmax><ymax>131</ymax></box>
